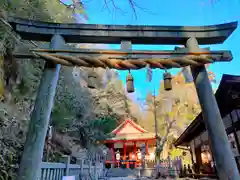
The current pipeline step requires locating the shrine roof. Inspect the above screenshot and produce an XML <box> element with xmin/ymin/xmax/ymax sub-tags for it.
<box><xmin>174</xmin><ymin>74</ymin><xmax>240</xmax><ymax>147</ymax></box>
<box><xmin>111</xmin><ymin>119</ymin><xmax>148</xmax><ymax>135</ymax></box>
<box><xmin>105</xmin><ymin>132</ymin><xmax>156</xmax><ymax>142</ymax></box>
<box><xmin>103</xmin><ymin>119</ymin><xmax>156</xmax><ymax>143</ymax></box>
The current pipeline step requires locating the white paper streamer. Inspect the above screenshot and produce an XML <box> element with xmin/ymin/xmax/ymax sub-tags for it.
<box><xmin>72</xmin><ymin>67</ymin><xmax>88</xmax><ymax>88</ymax></box>
<box><xmin>182</xmin><ymin>67</ymin><xmax>193</xmax><ymax>83</ymax></box>
<box><xmin>72</xmin><ymin>66</ymin><xmax>80</xmax><ymax>80</ymax></box>
<box><xmin>163</xmin><ymin>97</ymin><xmax>172</xmax><ymax>113</ymax></box>
<box><xmin>146</xmin><ymin>64</ymin><xmax>152</xmax><ymax>82</ymax></box>
<box><xmin>103</xmin><ymin>67</ymin><xmax>112</xmax><ymax>88</ymax></box>
<box><xmin>48</xmin><ymin>125</ymin><xmax>52</xmax><ymax>140</ymax></box>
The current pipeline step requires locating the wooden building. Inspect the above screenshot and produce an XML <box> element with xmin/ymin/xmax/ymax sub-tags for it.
<box><xmin>174</xmin><ymin>74</ymin><xmax>240</xmax><ymax>175</ymax></box>
<box><xmin>104</xmin><ymin>119</ymin><xmax>156</xmax><ymax>168</ymax></box>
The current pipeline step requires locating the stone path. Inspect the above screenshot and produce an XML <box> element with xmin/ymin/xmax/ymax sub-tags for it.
<box><xmin>107</xmin><ymin>178</ymin><xmax>214</xmax><ymax>180</ymax></box>
<box><xmin>105</xmin><ymin>168</ymin><xmax>215</xmax><ymax>180</ymax></box>
<box><xmin>106</xmin><ymin>168</ymin><xmax>138</xmax><ymax>177</ymax></box>
<box><xmin>107</xmin><ymin>177</ymin><xmax>210</xmax><ymax>180</ymax></box>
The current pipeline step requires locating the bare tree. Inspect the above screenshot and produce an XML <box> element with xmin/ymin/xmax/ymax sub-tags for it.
<box><xmin>58</xmin><ymin>0</ymin><xmax>156</xmax><ymax>20</ymax></box>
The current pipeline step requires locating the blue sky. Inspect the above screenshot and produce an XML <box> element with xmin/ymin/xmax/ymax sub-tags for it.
<box><xmin>64</xmin><ymin>0</ymin><xmax>240</xmax><ymax>102</ymax></box>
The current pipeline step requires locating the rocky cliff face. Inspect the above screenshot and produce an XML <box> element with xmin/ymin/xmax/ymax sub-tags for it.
<box><xmin>0</xmin><ymin>40</ymin><xmax>138</xmax><ymax>179</ymax></box>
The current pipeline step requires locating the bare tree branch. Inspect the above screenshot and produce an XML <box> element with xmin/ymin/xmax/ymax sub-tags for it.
<box><xmin>130</xmin><ymin>0</ymin><xmax>158</xmax><ymax>16</ymax></box>
<box><xmin>58</xmin><ymin>0</ymin><xmax>157</xmax><ymax>20</ymax></box>
<box><xmin>160</xmin><ymin>116</ymin><xmax>175</xmax><ymax>147</ymax></box>
<box><xmin>128</xmin><ymin>0</ymin><xmax>137</xmax><ymax>19</ymax></box>
<box><xmin>110</xmin><ymin>0</ymin><xmax>125</xmax><ymax>13</ymax></box>
<box><xmin>58</xmin><ymin>0</ymin><xmax>74</xmax><ymax>9</ymax></box>
<box><xmin>102</xmin><ymin>0</ymin><xmax>111</xmax><ymax>13</ymax></box>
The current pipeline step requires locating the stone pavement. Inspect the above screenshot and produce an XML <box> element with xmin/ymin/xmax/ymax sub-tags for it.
<box><xmin>104</xmin><ymin>168</ymin><xmax>215</xmax><ymax>180</ymax></box>
<box><xmin>106</xmin><ymin>168</ymin><xmax>138</xmax><ymax>177</ymax></box>
<box><xmin>107</xmin><ymin>177</ymin><xmax>212</xmax><ymax>180</ymax></box>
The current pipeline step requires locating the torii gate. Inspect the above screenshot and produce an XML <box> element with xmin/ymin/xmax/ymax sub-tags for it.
<box><xmin>8</xmin><ymin>17</ymin><xmax>239</xmax><ymax>180</ymax></box>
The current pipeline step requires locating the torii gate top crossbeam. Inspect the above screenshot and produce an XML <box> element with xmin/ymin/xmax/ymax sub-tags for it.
<box><xmin>8</xmin><ymin>17</ymin><xmax>237</xmax><ymax>45</ymax></box>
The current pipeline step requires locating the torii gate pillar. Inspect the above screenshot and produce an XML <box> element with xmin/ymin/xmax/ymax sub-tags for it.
<box><xmin>16</xmin><ymin>35</ymin><xmax>64</xmax><ymax>180</ymax></box>
<box><xmin>186</xmin><ymin>37</ymin><xmax>239</xmax><ymax>180</ymax></box>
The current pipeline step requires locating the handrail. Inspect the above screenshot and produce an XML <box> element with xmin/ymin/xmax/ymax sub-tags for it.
<box><xmin>40</xmin><ymin>157</ymin><xmax>104</xmax><ymax>180</ymax></box>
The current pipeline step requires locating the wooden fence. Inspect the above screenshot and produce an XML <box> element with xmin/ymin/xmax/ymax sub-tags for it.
<box><xmin>39</xmin><ymin>156</ymin><xmax>105</xmax><ymax>180</ymax></box>
<box><xmin>140</xmin><ymin>157</ymin><xmax>183</xmax><ymax>178</ymax></box>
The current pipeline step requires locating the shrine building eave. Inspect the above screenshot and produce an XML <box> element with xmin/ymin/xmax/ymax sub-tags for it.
<box><xmin>8</xmin><ymin>17</ymin><xmax>237</xmax><ymax>45</ymax></box>
<box><xmin>173</xmin><ymin>114</ymin><xmax>205</xmax><ymax>147</ymax></box>
<box><xmin>104</xmin><ymin>133</ymin><xmax>156</xmax><ymax>143</ymax></box>
<box><xmin>173</xmin><ymin>74</ymin><xmax>240</xmax><ymax>147</ymax></box>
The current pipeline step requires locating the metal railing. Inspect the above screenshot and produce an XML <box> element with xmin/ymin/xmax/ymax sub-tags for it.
<box><xmin>39</xmin><ymin>156</ymin><xmax>104</xmax><ymax>180</ymax></box>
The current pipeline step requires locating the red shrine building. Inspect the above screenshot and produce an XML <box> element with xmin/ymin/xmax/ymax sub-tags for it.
<box><xmin>104</xmin><ymin>119</ymin><xmax>157</xmax><ymax>168</ymax></box>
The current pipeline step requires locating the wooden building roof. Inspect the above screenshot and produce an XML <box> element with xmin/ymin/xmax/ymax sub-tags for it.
<box><xmin>104</xmin><ymin>119</ymin><xmax>156</xmax><ymax>142</ymax></box>
<box><xmin>105</xmin><ymin>132</ymin><xmax>156</xmax><ymax>142</ymax></box>
<box><xmin>111</xmin><ymin>119</ymin><xmax>148</xmax><ymax>135</ymax></box>
<box><xmin>174</xmin><ymin>74</ymin><xmax>240</xmax><ymax>147</ymax></box>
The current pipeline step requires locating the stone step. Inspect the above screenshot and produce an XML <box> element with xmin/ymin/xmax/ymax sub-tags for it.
<box><xmin>106</xmin><ymin>168</ymin><xmax>138</xmax><ymax>177</ymax></box>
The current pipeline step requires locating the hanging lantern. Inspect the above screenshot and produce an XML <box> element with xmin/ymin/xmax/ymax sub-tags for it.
<box><xmin>88</xmin><ymin>69</ymin><xmax>97</xmax><ymax>89</ymax></box>
<box><xmin>163</xmin><ymin>71</ymin><xmax>172</xmax><ymax>91</ymax></box>
<box><xmin>126</xmin><ymin>70</ymin><xmax>134</xmax><ymax>93</ymax></box>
